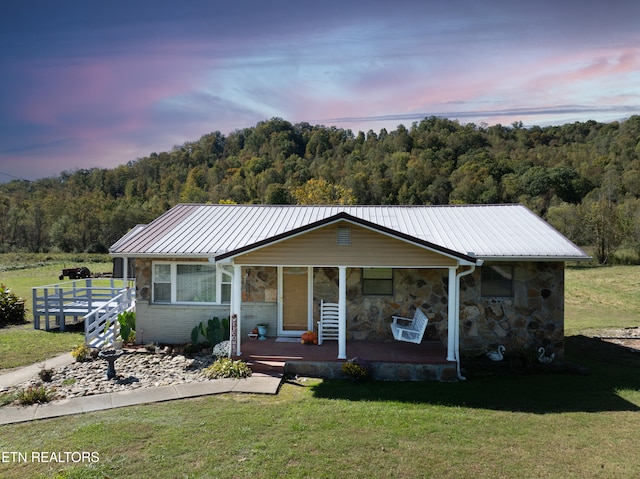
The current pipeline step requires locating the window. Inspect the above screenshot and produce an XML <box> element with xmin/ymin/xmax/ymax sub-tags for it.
<box><xmin>362</xmin><ymin>268</ymin><xmax>393</xmax><ymax>295</ymax></box>
<box><xmin>481</xmin><ymin>265</ymin><xmax>514</xmax><ymax>297</ymax></box>
<box><xmin>153</xmin><ymin>264</ymin><xmax>171</xmax><ymax>303</ymax></box>
<box><xmin>152</xmin><ymin>262</ymin><xmax>230</xmax><ymax>304</ymax></box>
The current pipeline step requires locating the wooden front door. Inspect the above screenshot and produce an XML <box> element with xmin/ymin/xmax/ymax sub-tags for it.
<box><xmin>280</xmin><ymin>267</ymin><xmax>309</xmax><ymax>334</ymax></box>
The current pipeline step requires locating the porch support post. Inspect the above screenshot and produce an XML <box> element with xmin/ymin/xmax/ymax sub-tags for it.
<box><xmin>233</xmin><ymin>264</ymin><xmax>242</xmax><ymax>356</ymax></box>
<box><xmin>338</xmin><ymin>266</ymin><xmax>347</xmax><ymax>360</ymax></box>
<box><xmin>447</xmin><ymin>266</ymin><xmax>457</xmax><ymax>362</ymax></box>
<box><xmin>123</xmin><ymin>257</ymin><xmax>128</xmax><ymax>288</ymax></box>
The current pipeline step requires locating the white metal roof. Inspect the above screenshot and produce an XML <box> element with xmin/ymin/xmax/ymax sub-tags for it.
<box><xmin>109</xmin><ymin>204</ymin><xmax>590</xmax><ymax>262</ymax></box>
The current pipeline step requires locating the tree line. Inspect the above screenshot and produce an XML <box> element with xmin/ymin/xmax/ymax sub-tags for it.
<box><xmin>2</xmin><ymin>115</ymin><xmax>640</xmax><ymax>264</ymax></box>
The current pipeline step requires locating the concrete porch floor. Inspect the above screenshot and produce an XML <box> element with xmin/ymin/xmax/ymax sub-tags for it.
<box><xmin>237</xmin><ymin>337</ymin><xmax>458</xmax><ymax>381</ymax></box>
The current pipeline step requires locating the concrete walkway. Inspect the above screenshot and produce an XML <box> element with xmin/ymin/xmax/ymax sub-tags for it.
<box><xmin>0</xmin><ymin>354</ymin><xmax>283</xmax><ymax>425</ymax></box>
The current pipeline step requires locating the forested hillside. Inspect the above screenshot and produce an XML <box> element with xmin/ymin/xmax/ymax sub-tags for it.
<box><xmin>2</xmin><ymin>116</ymin><xmax>640</xmax><ymax>264</ymax></box>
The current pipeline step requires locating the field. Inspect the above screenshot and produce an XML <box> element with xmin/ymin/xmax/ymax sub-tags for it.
<box><xmin>0</xmin><ymin>256</ymin><xmax>639</xmax><ymax>478</ymax></box>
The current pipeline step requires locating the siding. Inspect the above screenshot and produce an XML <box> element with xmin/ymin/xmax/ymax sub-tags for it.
<box><xmin>233</xmin><ymin>222</ymin><xmax>457</xmax><ymax>267</ymax></box>
<box><xmin>135</xmin><ymin>302</ymin><xmax>277</xmax><ymax>344</ymax></box>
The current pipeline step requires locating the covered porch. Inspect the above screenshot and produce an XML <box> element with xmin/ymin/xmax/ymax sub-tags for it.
<box><xmin>215</xmin><ymin>216</ymin><xmax>483</xmax><ymax>380</ymax></box>
<box><xmin>238</xmin><ymin>337</ymin><xmax>457</xmax><ymax>381</ymax></box>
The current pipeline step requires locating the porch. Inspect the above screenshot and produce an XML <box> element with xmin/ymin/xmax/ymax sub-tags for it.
<box><xmin>238</xmin><ymin>338</ymin><xmax>458</xmax><ymax>381</ymax></box>
<box><xmin>32</xmin><ymin>278</ymin><xmax>134</xmax><ymax>332</ymax></box>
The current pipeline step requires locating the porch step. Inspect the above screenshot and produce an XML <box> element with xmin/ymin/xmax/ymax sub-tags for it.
<box><xmin>248</xmin><ymin>359</ymin><xmax>285</xmax><ymax>375</ymax></box>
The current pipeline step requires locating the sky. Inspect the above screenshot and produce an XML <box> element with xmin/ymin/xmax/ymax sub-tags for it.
<box><xmin>1</xmin><ymin>1</ymin><xmax>640</xmax><ymax>182</ymax></box>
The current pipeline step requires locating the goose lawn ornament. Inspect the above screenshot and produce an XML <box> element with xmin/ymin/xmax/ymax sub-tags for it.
<box><xmin>537</xmin><ymin>347</ymin><xmax>555</xmax><ymax>364</ymax></box>
<box><xmin>487</xmin><ymin>345</ymin><xmax>505</xmax><ymax>361</ymax></box>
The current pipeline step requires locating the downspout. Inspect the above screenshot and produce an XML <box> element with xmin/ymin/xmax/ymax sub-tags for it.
<box><xmin>454</xmin><ymin>260</ymin><xmax>482</xmax><ymax>381</ymax></box>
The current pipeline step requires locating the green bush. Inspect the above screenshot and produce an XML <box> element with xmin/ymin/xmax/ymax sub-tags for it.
<box><xmin>191</xmin><ymin>317</ymin><xmax>230</xmax><ymax>346</ymax></box>
<box><xmin>17</xmin><ymin>385</ymin><xmax>56</xmax><ymax>405</ymax></box>
<box><xmin>203</xmin><ymin>358</ymin><xmax>252</xmax><ymax>379</ymax></box>
<box><xmin>0</xmin><ymin>283</ymin><xmax>26</xmax><ymax>326</ymax></box>
<box><xmin>342</xmin><ymin>357</ymin><xmax>373</xmax><ymax>381</ymax></box>
<box><xmin>117</xmin><ymin>311</ymin><xmax>136</xmax><ymax>343</ymax></box>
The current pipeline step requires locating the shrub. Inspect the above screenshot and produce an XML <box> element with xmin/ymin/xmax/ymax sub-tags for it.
<box><xmin>17</xmin><ymin>385</ymin><xmax>56</xmax><ymax>405</ymax></box>
<box><xmin>71</xmin><ymin>343</ymin><xmax>92</xmax><ymax>362</ymax></box>
<box><xmin>0</xmin><ymin>283</ymin><xmax>26</xmax><ymax>326</ymax></box>
<box><xmin>212</xmin><ymin>340</ymin><xmax>231</xmax><ymax>359</ymax></box>
<box><xmin>342</xmin><ymin>357</ymin><xmax>373</xmax><ymax>381</ymax></box>
<box><xmin>191</xmin><ymin>317</ymin><xmax>230</xmax><ymax>346</ymax></box>
<box><xmin>117</xmin><ymin>311</ymin><xmax>136</xmax><ymax>343</ymax></box>
<box><xmin>203</xmin><ymin>358</ymin><xmax>252</xmax><ymax>379</ymax></box>
<box><xmin>38</xmin><ymin>367</ymin><xmax>54</xmax><ymax>382</ymax></box>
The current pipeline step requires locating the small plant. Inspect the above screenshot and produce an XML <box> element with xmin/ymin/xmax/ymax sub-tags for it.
<box><xmin>191</xmin><ymin>316</ymin><xmax>231</xmax><ymax>347</ymax></box>
<box><xmin>117</xmin><ymin>311</ymin><xmax>136</xmax><ymax>343</ymax></box>
<box><xmin>203</xmin><ymin>358</ymin><xmax>252</xmax><ymax>379</ymax></box>
<box><xmin>342</xmin><ymin>357</ymin><xmax>373</xmax><ymax>381</ymax></box>
<box><xmin>17</xmin><ymin>385</ymin><xmax>56</xmax><ymax>405</ymax></box>
<box><xmin>185</xmin><ymin>343</ymin><xmax>201</xmax><ymax>355</ymax></box>
<box><xmin>144</xmin><ymin>342</ymin><xmax>156</xmax><ymax>352</ymax></box>
<box><xmin>71</xmin><ymin>343</ymin><xmax>92</xmax><ymax>362</ymax></box>
<box><xmin>212</xmin><ymin>340</ymin><xmax>231</xmax><ymax>359</ymax></box>
<box><xmin>0</xmin><ymin>392</ymin><xmax>18</xmax><ymax>407</ymax></box>
<box><xmin>38</xmin><ymin>366</ymin><xmax>54</xmax><ymax>382</ymax></box>
<box><xmin>0</xmin><ymin>283</ymin><xmax>26</xmax><ymax>326</ymax></box>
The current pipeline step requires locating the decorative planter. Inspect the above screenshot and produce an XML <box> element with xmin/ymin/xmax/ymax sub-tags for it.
<box><xmin>257</xmin><ymin>325</ymin><xmax>268</xmax><ymax>340</ymax></box>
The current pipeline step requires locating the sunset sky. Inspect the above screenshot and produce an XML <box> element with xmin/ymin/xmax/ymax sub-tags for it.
<box><xmin>1</xmin><ymin>1</ymin><xmax>639</xmax><ymax>181</ymax></box>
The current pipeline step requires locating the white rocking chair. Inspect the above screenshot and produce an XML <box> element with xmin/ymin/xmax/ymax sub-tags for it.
<box><xmin>318</xmin><ymin>300</ymin><xmax>340</xmax><ymax>345</ymax></box>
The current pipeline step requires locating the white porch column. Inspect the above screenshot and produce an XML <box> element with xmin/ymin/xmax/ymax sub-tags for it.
<box><xmin>338</xmin><ymin>266</ymin><xmax>347</xmax><ymax>359</ymax></box>
<box><xmin>232</xmin><ymin>264</ymin><xmax>242</xmax><ymax>356</ymax></box>
<box><xmin>123</xmin><ymin>257</ymin><xmax>128</xmax><ymax>287</ymax></box>
<box><xmin>447</xmin><ymin>266</ymin><xmax>457</xmax><ymax>362</ymax></box>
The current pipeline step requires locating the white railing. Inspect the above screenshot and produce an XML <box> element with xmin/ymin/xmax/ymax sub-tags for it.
<box><xmin>84</xmin><ymin>288</ymin><xmax>135</xmax><ymax>348</ymax></box>
<box><xmin>32</xmin><ymin>278</ymin><xmax>131</xmax><ymax>331</ymax></box>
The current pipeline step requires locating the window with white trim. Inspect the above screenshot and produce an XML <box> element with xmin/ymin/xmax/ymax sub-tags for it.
<box><xmin>152</xmin><ymin>262</ymin><xmax>231</xmax><ymax>304</ymax></box>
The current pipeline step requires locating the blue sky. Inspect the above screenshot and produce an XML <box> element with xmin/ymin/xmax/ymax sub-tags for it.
<box><xmin>1</xmin><ymin>1</ymin><xmax>639</xmax><ymax>181</ymax></box>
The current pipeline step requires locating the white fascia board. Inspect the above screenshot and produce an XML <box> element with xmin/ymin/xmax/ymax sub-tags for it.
<box><xmin>108</xmin><ymin>252</ymin><xmax>215</xmax><ymax>260</ymax></box>
<box><xmin>477</xmin><ymin>255</ymin><xmax>592</xmax><ymax>262</ymax></box>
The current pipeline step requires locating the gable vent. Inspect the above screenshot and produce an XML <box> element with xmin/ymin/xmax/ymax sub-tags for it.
<box><xmin>337</xmin><ymin>226</ymin><xmax>351</xmax><ymax>246</ymax></box>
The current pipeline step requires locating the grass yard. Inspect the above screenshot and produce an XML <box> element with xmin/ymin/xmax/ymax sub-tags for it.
<box><xmin>0</xmin><ymin>335</ymin><xmax>639</xmax><ymax>478</ymax></box>
<box><xmin>0</xmin><ymin>260</ymin><xmax>639</xmax><ymax>478</ymax></box>
<box><xmin>0</xmin><ymin>253</ymin><xmax>113</xmax><ymax>306</ymax></box>
<box><xmin>0</xmin><ymin>325</ymin><xmax>84</xmax><ymax>370</ymax></box>
<box><xmin>565</xmin><ymin>265</ymin><xmax>640</xmax><ymax>334</ymax></box>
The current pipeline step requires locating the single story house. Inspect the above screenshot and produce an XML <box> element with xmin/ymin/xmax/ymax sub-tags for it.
<box><xmin>109</xmin><ymin>204</ymin><xmax>590</xmax><ymax>376</ymax></box>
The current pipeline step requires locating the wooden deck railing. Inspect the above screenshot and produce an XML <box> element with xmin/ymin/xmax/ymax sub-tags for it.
<box><xmin>84</xmin><ymin>288</ymin><xmax>135</xmax><ymax>348</ymax></box>
<box><xmin>32</xmin><ymin>278</ymin><xmax>133</xmax><ymax>331</ymax></box>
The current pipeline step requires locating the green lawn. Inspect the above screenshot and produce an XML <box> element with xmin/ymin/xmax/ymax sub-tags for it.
<box><xmin>565</xmin><ymin>265</ymin><xmax>640</xmax><ymax>334</ymax></box>
<box><xmin>1</xmin><ymin>335</ymin><xmax>639</xmax><ymax>478</ymax></box>
<box><xmin>1</xmin><ymin>261</ymin><xmax>639</xmax><ymax>478</ymax></box>
<box><xmin>0</xmin><ymin>253</ymin><xmax>113</xmax><ymax>306</ymax></box>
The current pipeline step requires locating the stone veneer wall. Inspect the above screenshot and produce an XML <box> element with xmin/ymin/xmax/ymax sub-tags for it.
<box><xmin>134</xmin><ymin>260</ymin><xmax>564</xmax><ymax>357</ymax></box>
<box><xmin>313</xmin><ymin>267</ymin><xmax>449</xmax><ymax>341</ymax></box>
<box><xmin>459</xmin><ymin>261</ymin><xmax>565</xmax><ymax>359</ymax></box>
<box><xmin>313</xmin><ymin>263</ymin><xmax>565</xmax><ymax>358</ymax></box>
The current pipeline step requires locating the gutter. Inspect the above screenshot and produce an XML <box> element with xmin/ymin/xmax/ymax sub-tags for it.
<box><xmin>454</xmin><ymin>259</ymin><xmax>483</xmax><ymax>381</ymax></box>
